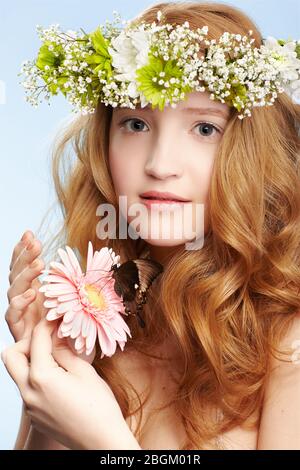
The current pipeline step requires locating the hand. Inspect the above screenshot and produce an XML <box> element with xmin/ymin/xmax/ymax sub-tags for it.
<box><xmin>5</xmin><ymin>230</ymin><xmax>46</xmax><ymax>342</ymax></box>
<box><xmin>1</xmin><ymin>318</ymin><xmax>140</xmax><ymax>450</ymax></box>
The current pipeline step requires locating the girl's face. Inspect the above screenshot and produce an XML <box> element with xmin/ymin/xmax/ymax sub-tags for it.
<box><xmin>108</xmin><ymin>91</ymin><xmax>230</xmax><ymax>251</ymax></box>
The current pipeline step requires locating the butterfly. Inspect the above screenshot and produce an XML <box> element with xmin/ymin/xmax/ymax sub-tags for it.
<box><xmin>88</xmin><ymin>249</ymin><xmax>163</xmax><ymax>328</ymax></box>
<box><xmin>111</xmin><ymin>257</ymin><xmax>163</xmax><ymax>328</ymax></box>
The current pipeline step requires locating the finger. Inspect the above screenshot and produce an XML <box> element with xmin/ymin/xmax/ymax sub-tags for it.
<box><xmin>8</xmin><ymin>257</ymin><xmax>45</xmax><ymax>300</ymax></box>
<box><xmin>9</xmin><ymin>230</ymin><xmax>34</xmax><ymax>272</ymax></box>
<box><xmin>5</xmin><ymin>289</ymin><xmax>37</xmax><ymax>325</ymax></box>
<box><xmin>30</xmin><ymin>318</ymin><xmax>59</xmax><ymax>372</ymax></box>
<box><xmin>1</xmin><ymin>337</ymin><xmax>31</xmax><ymax>390</ymax></box>
<box><xmin>52</xmin><ymin>325</ymin><xmax>95</xmax><ymax>376</ymax></box>
<box><xmin>66</xmin><ymin>336</ymin><xmax>96</xmax><ymax>365</ymax></box>
<box><xmin>9</xmin><ymin>238</ymin><xmax>43</xmax><ymax>286</ymax></box>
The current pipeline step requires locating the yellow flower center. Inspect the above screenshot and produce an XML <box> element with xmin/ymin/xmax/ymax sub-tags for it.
<box><xmin>85</xmin><ymin>284</ymin><xmax>107</xmax><ymax>310</ymax></box>
<box><xmin>271</xmin><ymin>52</ymin><xmax>285</xmax><ymax>63</ymax></box>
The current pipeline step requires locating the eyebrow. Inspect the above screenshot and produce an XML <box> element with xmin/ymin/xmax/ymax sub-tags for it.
<box><xmin>180</xmin><ymin>107</ymin><xmax>229</xmax><ymax>119</ymax></box>
<box><xmin>115</xmin><ymin>106</ymin><xmax>229</xmax><ymax>119</ymax></box>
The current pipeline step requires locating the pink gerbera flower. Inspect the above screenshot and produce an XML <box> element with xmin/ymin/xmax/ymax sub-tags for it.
<box><xmin>39</xmin><ymin>241</ymin><xmax>131</xmax><ymax>358</ymax></box>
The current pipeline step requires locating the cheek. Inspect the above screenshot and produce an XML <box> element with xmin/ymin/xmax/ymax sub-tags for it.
<box><xmin>108</xmin><ymin>145</ymin><xmax>142</xmax><ymax>197</ymax></box>
<box><xmin>190</xmin><ymin>153</ymin><xmax>215</xmax><ymax>202</ymax></box>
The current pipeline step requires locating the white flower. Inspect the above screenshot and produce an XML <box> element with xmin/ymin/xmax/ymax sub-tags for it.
<box><xmin>108</xmin><ymin>28</ymin><xmax>152</xmax><ymax>96</ymax></box>
<box><xmin>263</xmin><ymin>36</ymin><xmax>300</xmax><ymax>104</ymax></box>
<box><xmin>263</xmin><ymin>36</ymin><xmax>300</xmax><ymax>68</ymax></box>
<box><xmin>285</xmin><ymin>78</ymin><xmax>300</xmax><ymax>104</ymax></box>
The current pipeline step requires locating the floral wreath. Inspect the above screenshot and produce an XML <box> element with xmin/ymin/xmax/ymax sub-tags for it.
<box><xmin>20</xmin><ymin>10</ymin><xmax>300</xmax><ymax>119</ymax></box>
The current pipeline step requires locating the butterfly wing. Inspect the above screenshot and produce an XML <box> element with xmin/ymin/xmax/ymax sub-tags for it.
<box><xmin>132</xmin><ymin>259</ymin><xmax>164</xmax><ymax>294</ymax></box>
<box><xmin>112</xmin><ymin>260</ymin><xmax>139</xmax><ymax>301</ymax></box>
<box><xmin>134</xmin><ymin>259</ymin><xmax>163</xmax><ymax>327</ymax></box>
<box><xmin>113</xmin><ymin>259</ymin><xmax>163</xmax><ymax>328</ymax></box>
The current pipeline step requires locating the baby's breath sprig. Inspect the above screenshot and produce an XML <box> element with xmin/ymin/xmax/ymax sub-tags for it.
<box><xmin>19</xmin><ymin>10</ymin><xmax>300</xmax><ymax>118</ymax></box>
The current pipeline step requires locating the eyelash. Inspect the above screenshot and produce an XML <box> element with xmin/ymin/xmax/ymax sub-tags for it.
<box><xmin>118</xmin><ymin>117</ymin><xmax>221</xmax><ymax>139</ymax></box>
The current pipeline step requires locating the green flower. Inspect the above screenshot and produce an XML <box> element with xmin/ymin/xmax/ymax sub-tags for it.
<box><xmin>36</xmin><ymin>41</ymin><xmax>64</xmax><ymax>70</ymax></box>
<box><xmin>86</xmin><ymin>27</ymin><xmax>113</xmax><ymax>79</ymax></box>
<box><xmin>79</xmin><ymin>82</ymin><xmax>101</xmax><ymax>108</ymax></box>
<box><xmin>48</xmin><ymin>77</ymin><xmax>70</xmax><ymax>96</ymax></box>
<box><xmin>36</xmin><ymin>42</ymin><xmax>68</xmax><ymax>95</ymax></box>
<box><xmin>135</xmin><ymin>53</ymin><xmax>192</xmax><ymax>110</ymax></box>
<box><xmin>224</xmin><ymin>77</ymin><xmax>248</xmax><ymax>112</ymax></box>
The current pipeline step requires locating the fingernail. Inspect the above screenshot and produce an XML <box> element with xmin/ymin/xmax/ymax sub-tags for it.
<box><xmin>24</xmin><ymin>289</ymin><xmax>33</xmax><ymax>298</ymax></box>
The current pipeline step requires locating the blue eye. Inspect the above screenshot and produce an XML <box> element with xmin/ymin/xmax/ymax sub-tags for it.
<box><xmin>195</xmin><ymin>122</ymin><xmax>220</xmax><ymax>138</ymax></box>
<box><xmin>120</xmin><ymin>118</ymin><xmax>148</xmax><ymax>132</ymax></box>
<box><xmin>119</xmin><ymin>118</ymin><xmax>221</xmax><ymax>139</ymax></box>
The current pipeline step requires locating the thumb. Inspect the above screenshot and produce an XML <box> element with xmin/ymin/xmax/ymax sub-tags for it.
<box><xmin>51</xmin><ymin>325</ymin><xmax>96</xmax><ymax>377</ymax></box>
<box><xmin>66</xmin><ymin>336</ymin><xmax>96</xmax><ymax>365</ymax></box>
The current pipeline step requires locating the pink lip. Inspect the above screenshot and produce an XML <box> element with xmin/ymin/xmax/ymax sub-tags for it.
<box><xmin>140</xmin><ymin>191</ymin><xmax>190</xmax><ymax>202</ymax></box>
<box><xmin>140</xmin><ymin>197</ymin><xmax>187</xmax><ymax>208</ymax></box>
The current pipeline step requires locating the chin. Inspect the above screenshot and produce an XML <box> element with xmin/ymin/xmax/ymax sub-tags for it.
<box><xmin>141</xmin><ymin>237</ymin><xmax>189</xmax><ymax>247</ymax></box>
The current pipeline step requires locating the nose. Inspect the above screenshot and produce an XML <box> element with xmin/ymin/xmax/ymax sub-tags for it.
<box><xmin>144</xmin><ymin>136</ymin><xmax>183</xmax><ymax>180</ymax></box>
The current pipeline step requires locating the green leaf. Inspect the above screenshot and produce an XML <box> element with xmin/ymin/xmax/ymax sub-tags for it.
<box><xmin>136</xmin><ymin>53</ymin><xmax>191</xmax><ymax>110</ymax></box>
<box><xmin>46</xmin><ymin>76</ymin><xmax>69</xmax><ymax>96</ymax></box>
<box><xmin>89</xmin><ymin>27</ymin><xmax>110</xmax><ymax>57</ymax></box>
<box><xmin>86</xmin><ymin>28</ymin><xmax>113</xmax><ymax>80</ymax></box>
<box><xmin>36</xmin><ymin>42</ymin><xmax>64</xmax><ymax>70</ymax></box>
<box><xmin>85</xmin><ymin>53</ymin><xmax>103</xmax><ymax>65</ymax></box>
<box><xmin>219</xmin><ymin>72</ymin><xmax>249</xmax><ymax>111</ymax></box>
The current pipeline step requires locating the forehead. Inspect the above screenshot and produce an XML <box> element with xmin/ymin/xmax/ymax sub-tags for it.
<box><xmin>113</xmin><ymin>91</ymin><xmax>230</xmax><ymax>120</ymax></box>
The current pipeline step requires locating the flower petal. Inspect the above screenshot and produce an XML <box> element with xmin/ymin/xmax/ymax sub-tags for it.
<box><xmin>58</xmin><ymin>248</ymin><xmax>79</xmax><ymax>280</ymax></box>
<box><xmin>65</xmin><ymin>246</ymin><xmax>83</xmax><ymax>277</ymax></box>
<box><xmin>86</xmin><ymin>241</ymin><xmax>94</xmax><ymax>273</ymax></box>
<box><xmin>49</xmin><ymin>261</ymin><xmax>75</xmax><ymax>280</ymax></box>
<box><xmin>57</xmin><ymin>292</ymin><xmax>79</xmax><ymax>302</ymax></box>
<box><xmin>86</xmin><ymin>321</ymin><xmax>97</xmax><ymax>351</ymax></box>
<box><xmin>108</xmin><ymin>314</ymin><xmax>131</xmax><ymax>340</ymax></box>
<box><xmin>40</xmin><ymin>283</ymin><xmax>77</xmax><ymax>295</ymax></box>
<box><xmin>77</xmin><ymin>345</ymin><xmax>86</xmax><ymax>355</ymax></box>
<box><xmin>43</xmin><ymin>274</ymin><xmax>73</xmax><ymax>284</ymax></box>
<box><xmin>56</xmin><ymin>300</ymin><xmax>80</xmax><ymax>314</ymax></box>
<box><xmin>46</xmin><ymin>309</ymin><xmax>63</xmax><ymax>321</ymax></box>
<box><xmin>63</xmin><ymin>309</ymin><xmax>77</xmax><ymax>323</ymax></box>
<box><xmin>70</xmin><ymin>312</ymin><xmax>84</xmax><ymax>338</ymax></box>
<box><xmin>97</xmin><ymin>322</ymin><xmax>117</xmax><ymax>357</ymax></box>
<box><xmin>44</xmin><ymin>299</ymin><xmax>58</xmax><ymax>309</ymax></box>
<box><xmin>81</xmin><ymin>314</ymin><xmax>91</xmax><ymax>338</ymax></box>
<box><xmin>75</xmin><ymin>335</ymin><xmax>85</xmax><ymax>351</ymax></box>
<box><xmin>60</xmin><ymin>321</ymin><xmax>73</xmax><ymax>333</ymax></box>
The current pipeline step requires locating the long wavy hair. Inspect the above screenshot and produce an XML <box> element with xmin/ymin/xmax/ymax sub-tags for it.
<box><xmin>39</xmin><ymin>1</ymin><xmax>300</xmax><ymax>449</ymax></box>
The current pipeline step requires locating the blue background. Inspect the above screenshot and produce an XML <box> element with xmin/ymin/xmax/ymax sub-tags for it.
<box><xmin>0</xmin><ymin>0</ymin><xmax>299</xmax><ymax>449</ymax></box>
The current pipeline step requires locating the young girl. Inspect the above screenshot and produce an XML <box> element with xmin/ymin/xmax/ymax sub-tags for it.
<box><xmin>3</xmin><ymin>1</ymin><xmax>300</xmax><ymax>450</ymax></box>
